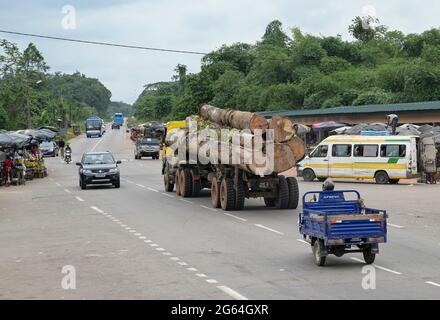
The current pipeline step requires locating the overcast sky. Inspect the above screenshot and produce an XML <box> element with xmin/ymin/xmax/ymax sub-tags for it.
<box><xmin>1</xmin><ymin>0</ymin><xmax>440</xmax><ymax>104</ymax></box>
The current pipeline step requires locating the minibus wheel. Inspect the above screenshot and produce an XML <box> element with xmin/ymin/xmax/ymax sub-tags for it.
<box><xmin>375</xmin><ymin>171</ymin><xmax>389</xmax><ymax>184</ymax></box>
<box><xmin>303</xmin><ymin>169</ymin><xmax>316</xmax><ymax>182</ymax></box>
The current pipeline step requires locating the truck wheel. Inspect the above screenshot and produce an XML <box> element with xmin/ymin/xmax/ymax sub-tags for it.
<box><xmin>276</xmin><ymin>176</ymin><xmax>289</xmax><ymax>209</ymax></box>
<box><xmin>220</xmin><ymin>177</ymin><xmax>235</xmax><ymax>211</ymax></box>
<box><xmin>303</xmin><ymin>169</ymin><xmax>316</xmax><ymax>182</ymax></box>
<box><xmin>211</xmin><ymin>177</ymin><xmax>221</xmax><ymax>208</ymax></box>
<box><xmin>375</xmin><ymin>171</ymin><xmax>389</xmax><ymax>184</ymax></box>
<box><xmin>286</xmin><ymin>177</ymin><xmax>299</xmax><ymax>209</ymax></box>
<box><xmin>235</xmin><ymin>180</ymin><xmax>245</xmax><ymax>211</ymax></box>
<box><xmin>164</xmin><ymin>174</ymin><xmax>174</xmax><ymax>192</ymax></box>
<box><xmin>264</xmin><ymin>198</ymin><xmax>276</xmax><ymax>207</ymax></box>
<box><xmin>175</xmin><ymin>169</ymin><xmax>182</xmax><ymax>196</ymax></box>
<box><xmin>180</xmin><ymin>168</ymin><xmax>193</xmax><ymax>198</ymax></box>
<box><xmin>313</xmin><ymin>239</ymin><xmax>326</xmax><ymax>266</ymax></box>
<box><xmin>363</xmin><ymin>246</ymin><xmax>376</xmax><ymax>264</ymax></box>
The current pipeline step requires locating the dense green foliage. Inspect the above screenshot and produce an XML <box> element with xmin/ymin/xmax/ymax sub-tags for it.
<box><xmin>0</xmin><ymin>40</ymin><xmax>114</xmax><ymax>130</ymax></box>
<box><xmin>108</xmin><ymin>101</ymin><xmax>133</xmax><ymax>120</ymax></box>
<box><xmin>134</xmin><ymin>17</ymin><xmax>440</xmax><ymax>122</ymax></box>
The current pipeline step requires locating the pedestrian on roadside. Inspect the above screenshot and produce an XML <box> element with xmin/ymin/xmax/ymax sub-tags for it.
<box><xmin>58</xmin><ymin>138</ymin><xmax>65</xmax><ymax>158</ymax></box>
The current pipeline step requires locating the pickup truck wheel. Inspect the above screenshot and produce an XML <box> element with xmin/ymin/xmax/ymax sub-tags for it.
<box><xmin>180</xmin><ymin>168</ymin><xmax>193</xmax><ymax>198</ymax></box>
<box><xmin>211</xmin><ymin>177</ymin><xmax>221</xmax><ymax>208</ymax></box>
<box><xmin>375</xmin><ymin>171</ymin><xmax>389</xmax><ymax>184</ymax></box>
<box><xmin>313</xmin><ymin>240</ymin><xmax>326</xmax><ymax>266</ymax></box>
<box><xmin>363</xmin><ymin>247</ymin><xmax>376</xmax><ymax>264</ymax></box>
<box><xmin>286</xmin><ymin>177</ymin><xmax>299</xmax><ymax>209</ymax></box>
<box><xmin>164</xmin><ymin>174</ymin><xmax>174</xmax><ymax>192</ymax></box>
<box><xmin>175</xmin><ymin>169</ymin><xmax>182</xmax><ymax>196</ymax></box>
<box><xmin>235</xmin><ymin>180</ymin><xmax>245</xmax><ymax>211</ymax></box>
<box><xmin>114</xmin><ymin>179</ymin><xmax>120</xmax><ymax>189</ymax></box>
<box><xmin>276</xmin><ymin>176</ymin><xmax>289</xmax><ymax>209</ymax></box>
<box><xmin>220</xmin><ymin>177</ymin><xmax>235</xmax><ymax>211</ymax></box>
<box><xmin>303</xmin><ymin>169</ymin><xmax>316</xmax><ymax>182</ymax></box>
<box><xmin>264</xmin><ymin>197</ymin><xmax>276</xmax><ymax>207</ymax></box>
<box><xmin>80</xmin><ymin>177</ymin><xmax>87</xmax><ymax>190</ymax></box>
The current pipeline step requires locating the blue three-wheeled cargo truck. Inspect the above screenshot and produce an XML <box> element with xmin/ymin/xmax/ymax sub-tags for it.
<box><xmin>299</xmin><ymin>190</ymin><xmax>387</xmax><ymax>266</ymax></box>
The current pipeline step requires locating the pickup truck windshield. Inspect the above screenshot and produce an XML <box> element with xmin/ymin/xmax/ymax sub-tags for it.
<box><xmin>83</xmin><ymin>154</ymin><xmax>115</xmax><ymax>165</ymax></box>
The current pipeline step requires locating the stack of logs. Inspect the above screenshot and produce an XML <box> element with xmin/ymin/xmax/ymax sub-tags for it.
<box><xmin>167</xmin><ymin>104</ymin><xmax>305</xmax><ymax>175</ymax></box>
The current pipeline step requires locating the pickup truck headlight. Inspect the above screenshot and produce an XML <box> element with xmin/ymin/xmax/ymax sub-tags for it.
<box><xmin>82</xmin><ymin>169</ymin><xmax>92</xmax><ymax>174</ymax></box>
<box><xmin>109</xmin><ymin>168</ymin><xmax>119</xmax><ymax>173</ymax></box>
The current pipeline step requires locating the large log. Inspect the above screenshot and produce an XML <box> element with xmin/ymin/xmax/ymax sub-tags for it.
<box><xmin>199</xmin><ymin>104</ymin><xmax>269</xmax><ymax>133</ymax></box>
<box><xmin>269</xmin><ymin>116</ymin><xmax>295</xmax><ymax>143</ymax></box>
<box><xmin>285</xmin><ymin>136</ymin><xmax>306</xmax><ymax>162</ymax></box>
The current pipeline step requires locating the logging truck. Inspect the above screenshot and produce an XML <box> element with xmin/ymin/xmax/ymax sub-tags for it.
<box><xmin>161</xmin><ymin>106</ymin><xmax>305</xmax><ymax>211</ymax></box>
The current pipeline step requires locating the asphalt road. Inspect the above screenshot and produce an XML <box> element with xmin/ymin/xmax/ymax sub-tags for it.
<box><xmin>1</xmin><ymin>124</ymin><xmax>440</xmax><ymax>299</ymax></box>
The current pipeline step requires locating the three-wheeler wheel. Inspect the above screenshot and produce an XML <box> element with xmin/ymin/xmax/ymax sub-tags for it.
<box><xmin>312</xmin><ymin>239</ymin><xmax>326</xmax><ymax>266</ymax></box>
<box><xmin>363</xmin><ymin>245</ymin><xmax>376</xmax><ymax>264</ymax></box>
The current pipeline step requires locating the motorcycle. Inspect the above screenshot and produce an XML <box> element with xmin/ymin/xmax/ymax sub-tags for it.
<box><xmin>64</xmin><ymin>150</ymin><xmax>72</xmax><ymax>164</ymax></box>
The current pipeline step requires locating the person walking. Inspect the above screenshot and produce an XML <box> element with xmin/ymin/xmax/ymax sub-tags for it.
<box><xmin>58</xmin><ymin>138</ymin><xmax>65</xmax><ymax>158</ymax></box>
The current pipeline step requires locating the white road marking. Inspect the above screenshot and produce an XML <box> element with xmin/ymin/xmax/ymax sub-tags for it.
<box><xmin>75</xmin><ymin>196</ymin><xmax>85</xmax><ymax>202</ymax></box>
<box><xmin>217</xmin><ymin>286</ymin><xmax>248</xmax><ymax>300</ymax></box>
<box><xmin>148</xmin><ymin>187</ymin><xmax>159</xmax><ymax>192</ymax></box>
<box><xmin>126</xmin><ymin>180</ymin><xmax>134</xmax><ymax>184</ymax></box>
<box><xmin>254</xmin><ymin>224</ymin><xmax>284</xmax><ymax>235</ymax></box>
<box><xmin>125</xmin><ymin>227</ymin><xmax>131</xmax><ymax>230</ymax></box>
<box><xmin>136</xmin><ymin>184</ymin><xmax>146</xmax><ymax>188</ymax></box>
<box><xmin>117</xmin><ymin>222</ymin><xmax>123</xmax><ymax>225</ymax></box>
<box><xmin>63</xmin><ymin>189</ymin><xmax>71</xmax><ymax>194</ymax></box>
<box><xmin>200</xmin><ymin>205</ymin><xmax>217</xmax><ymax>212</ymax></box>
<box><xmin>113</xmin><ymin>219</ymin><xmax>119</xmax><ymax>222</ymax></box>
<box><xmin>388</xmin><ymin>223</ymin><xmax>405</xmax><ymax>229</ymax></box>
<box><xmin>350</xmin><ymin>258</ymin><xmax>402</xmax><ymax>275</ymax></box>
<box><xmin>121</xmin><ymin>224</ymin><xmax>127</xmax><ymax>227</ymax></box>
<box><xmin>134</xmin><ymin>233</ymin><xmax>141</xmax><ymax>236</ymax></box>
<box><xmin>425</xmin><ymin>281</ymin><xmax>440</xmax><ymax>288</ymax></box>
<box><xmin>206</xmin><ymin>279</ymin><xmax>218</xmax><ymax>284</ymax></box>
<box><xmin>162</xmin><ymin>193</ymin><xmax>174</xmax><ymax>198</ymax></box>
<box><xmin>162</xmin><ymin>252</ymin><xmax>172</xmax><ymax>256</ymax></box>
<box><xmin>139</xmin><ymin>236</ymin><xmax>146</xmax><ymax>239</ymax></box>
<box><xmin>296</xmin><ymin>239</ymin><xmax>309</xmax><ymax>245</ymax></box>
<box><xmin>178</xmin><ymin>262</ymin><xmax>188</xmax><ymax>266</ymax></box>
<box><xmin>156</xmin><ymin>248</ymin><xmax>165</xmax><ymax>251</ymax></box>
<box><xmin>223</xmin><ymin>213</ymin><xmax>247</xmax><ymax>222</ymax></box>
<box><xmin>187</xmin><ymin>267</ymin><xmax>198</xmax><ymax>272</ymax></box>
<box><xmin>150</xmin><ymin>244</ymin><xmax>158</xmax><ymax>247</ymax></box>
<box><xmin>196</xmin><ymin>273</ymin><xmax>207</xmax><ymax>278</ymax></box>
<box><xmin>129</xmin><ymin>230</ymin><xmax>136</xmax><ymax>233</ymax></box>
<box><xmin>90</xmin><ymin>136</ymin><xmax>104</xmax><ymax>152</ymax></box>
<box><xmin>179</xmin><ymin>199</ymin><xmax>193</xmax><ymax>204</ymax></box>
<box><xmin>171</xmin><ymin>257</ymin><xmax>180</xmax><ymax>261</ymax></box>
<box><xmin>55</xmin><ymin>182</ymin><xmax>61</xmax><ymax>187</ymax></box>
<box><xmin>144</xmin><ymin>240</ymin><xmax>152</xmax><ymax>243</ymax></box>
<box><xmin>90</xmin><ymin>206</ymin><xmax>104</xmax><ymax>213</ymax></box>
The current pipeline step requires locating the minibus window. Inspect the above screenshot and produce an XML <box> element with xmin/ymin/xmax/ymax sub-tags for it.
<box><xmin>310</xmin><ymin>145</ymin><xmax>328</xmax><ymax>158</ymax></box>
<box><xmin>380</xmin><ymin>145</ymin><xmax>406</xmax><ymax>157</ymax></box>
<box><xmin>332</xmin><ymin>144</ymin><xmax>352</xmax><ymax>157</ymax></box>
<box><xmin>354</xmin><ymin>144</ymin><xmax>378</xmax><ymax>157</ymax></box>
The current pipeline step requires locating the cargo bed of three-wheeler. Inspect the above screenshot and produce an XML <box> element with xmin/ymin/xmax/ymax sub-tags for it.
<box><xmin>299</xmin><ymin>190</ymin><xmax>387</xmax><ymax>266</ymax></box>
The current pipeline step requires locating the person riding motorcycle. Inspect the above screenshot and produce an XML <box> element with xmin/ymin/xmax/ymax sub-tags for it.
<box><xmin>64</xmin><ymin>144</ymin><xmax>72</xmax><ymax>163</ymax></box>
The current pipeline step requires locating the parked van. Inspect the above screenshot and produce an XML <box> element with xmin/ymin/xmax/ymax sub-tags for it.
<box><xmin>297</xmin><ymin>135</ymin><xmax>419</xmax><ymax>184</ymax></box>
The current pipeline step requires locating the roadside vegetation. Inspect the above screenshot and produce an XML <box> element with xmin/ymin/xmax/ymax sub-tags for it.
<box><xmin>134</xmin><ymin>16</ymin><xmax>440</xmax><ymax>122</ymax></box>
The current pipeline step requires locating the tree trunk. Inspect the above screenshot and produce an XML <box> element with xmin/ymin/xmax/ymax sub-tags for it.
<box><xmin>199</xmin><ymin>104</ymin><xmax>269</xmax><ymax>133</ymax></box>
<box><xmin>285</xmin><ymin>136</ymin><xmax>306</xmax><ymax>162</ymax></box>
<box><xmin>268</xmin><ymin>116</ymin><xmax>295</xmax><ymax>143</ymax></box>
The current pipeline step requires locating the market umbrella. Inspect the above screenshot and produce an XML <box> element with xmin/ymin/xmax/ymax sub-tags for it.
<box><xmin>418</xmin><ymin>124</ymin><xmax>434</xmax><ymax>133</ymax></box>
<box><xmin>38</xmin><ymin>126</ymin><xmax>59</xmax><ymax>133</ymax></box>
<box><xmin>344</xmin><ymin>123</ymin><xmax>369</xmax><ymax>135</ymax></box>
<box><xmin>0</xmin><ymin>133</ymin><xmax>14</xmax><ymax>148</ymax></box>
<box><xmin>312</xmin><ymin>121</ymin><xmax>346</xmax><ymax>129</ymax></box>
<box><xmin>331</xmin><ymin>126</ymin><xmax>352</xmax><ymax>134</ymax></box>
<box><xmin>396</xmin><ymin>125</ymin><xmax>421</xmax><ymax>136</ymax></box>
<box><xmin>362</xmin><ymin>123</ymin><xmax>388</xmax><ymax>131</ymax></box>
<box><xmin>293</xmin><ymin>124</ymin><xmax>311</xmax><ymax>135</ymax></box>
